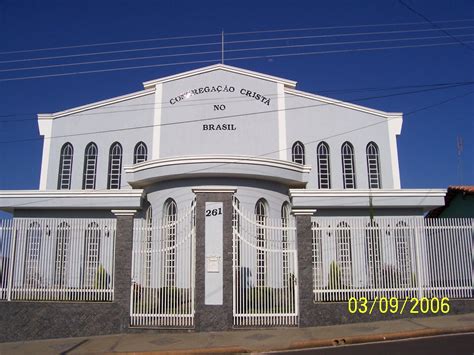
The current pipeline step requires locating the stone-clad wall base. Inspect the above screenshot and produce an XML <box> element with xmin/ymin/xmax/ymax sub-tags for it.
<box><xmin>303</xmin><ymin>299</ymin><xmax>474</xmax><ymax>327</ymax></box>
<box><xmin>0</xmin><ymin>301</ymin><xmax>122</xmax><ymax>343</ymax></box>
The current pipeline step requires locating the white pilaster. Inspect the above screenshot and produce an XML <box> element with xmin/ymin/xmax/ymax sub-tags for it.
<box><xmin>152</xmin><ymin>83</ymin><xmax>163</xmax><ymax>159</ymax></box>
<box><xmin>38</xmin><ymin>118</ymin><xmax>53</xmax><ymax>190</ymax></box>
<box><xmin>277</xmin><ymin>83</ymin><xmax>287</xmax><ymax>160</ymax></box>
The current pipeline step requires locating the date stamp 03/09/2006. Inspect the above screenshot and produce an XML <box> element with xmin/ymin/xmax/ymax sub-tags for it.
<box><xmin>347</xmin><ymin>297</ymin><xmax>451</xmax><ymax>315</ymax></box>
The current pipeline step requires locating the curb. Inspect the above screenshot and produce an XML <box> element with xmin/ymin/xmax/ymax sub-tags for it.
<box><xmin>288</xmin><ymin>326</ymin><xmax>474</xmax><ymax>350</ymax></box>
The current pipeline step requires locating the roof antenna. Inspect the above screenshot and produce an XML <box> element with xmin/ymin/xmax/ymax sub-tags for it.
<box><xmin>221</xmin><ymin>30</ymin><xmax>224</xmax><ymax>64</ymax></box>
<box><xmin>456</xmin><ymin>135</ymin><xmax>464</xmax><ymax>185</ymax></box>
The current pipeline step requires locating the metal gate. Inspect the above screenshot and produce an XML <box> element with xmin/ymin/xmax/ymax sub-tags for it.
<box><xmin>232</xmin><ymin>199</ymin><xmax>299</xmax><ymax>327</ymax></box>
<box><xmin>130</xmin><ymin>204</ymin><xmax>195</xmax><ymax>328</ymax></box>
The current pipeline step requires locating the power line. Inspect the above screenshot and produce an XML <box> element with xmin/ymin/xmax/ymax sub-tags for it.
<box><xmin>1</xmin><ymin>40</ymin><xmax>473</xmax><ymax>83</ymax></box>
<box><xmin>2</xmin><ymin>25</ymin><xmax>473</xmax><ymax>65</ymax></box>
<box><xmin>1</xmin><ymin>82</ymin><xmax>471</xmax><ymax>144</ymax></box>
<box><xmin>1</xmin><ymin>80</ymin><xmax>473</xmax><ymax>122</ymax></box>
<box><xmin>1</xmin><ymin>18</ymin><xmax>472</xmax><ymax>56</ymax></box>
<box><xmin>399</xmin><ymin>0</ymin><xmax>474</xmax><ymax>53</ymax></box>
<box><xmin>3</xmin><ymin>33</ymin><xmax>473</xmax><ymax>74</ymax></box>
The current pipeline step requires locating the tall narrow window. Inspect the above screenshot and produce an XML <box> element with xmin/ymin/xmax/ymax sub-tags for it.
<box><xmin>312</xmin><ymin>222</ymin><xmax>323</xmax><ymax>291</ymax></box>
<box><xmin>232</xmin><ymin>197</ymin><xmax>241</xmax><ymax>268</ymax></box>
<box><xmin>365</xmin><ymin>221</ymin><xmax>382</xmax><ymax>288</ymax></box>
<box><xmin>366</xmin><ymin>142</ymin><xmax>381</xmax><ymax>189</ymax></box>
<box><xmin>341</xmin><ymin>142</ymin><xmax>356</xmax><ymax>189</ymax></box>
<box><xmin>58</xmin><ymin>143</ymin><xmax>74</xmax><ymax>190</ymax></box>
<box><xmin>54</xmin><ymin>222</ymin><xmax>70</xmax><ymax>287</ymax></box>
<box><xmin>281</xmin><ymin>202</ymin><xmax>291</xmax><ymax>287</ymax></box>
<box><xmin>144</xmin><ymin>205</ymin><xmax>153</xmax><ymax>288</ymax></box>
<box><xmin>83</xmin><ymin>222</ymin><xmax>101</xmax><ymax>288</ymax></box>
<box><xmin>292</xmin><ymin>141</ymin><xmax>305</xmax><ymax>164</ymax></box>
<box><xmin>336</xmin><ymin>222</ymin><xmax>352</xmax><ymax>288</ymax></box>
<box><xmin>395</xmin><ymin>221</ymin><xmax>412</xmax><ymax>288</ymax></box>
<box><xmin>82</xmin><ymin>143</ymin><xmax>98</xmax><ymax>189</ymax></box>
<box><xmin>317</xmin><ymin>142</ymin><xmax>331</xmax><ymax>189</ymax></box>
<box><xmin>107</xmin><ymin>142</ymin><xmax>122</xmax><ymax>189</ymax></box>
<box><xmin>24</xmin><ymin>222</ymin><xmax>42</xmax><ymax>287</ymax></box>
<box><xmin>134</xmin><ymin>141</ymin><xmax>148</xmax><ymax>164</ymax></box>
<box><xmin>163</xmin><ymin>199</ymin><xmax>177</xmax><ymax>288</ymax></box>
<box><xmin>255</xmin><ymin>198</ymin><xmax>268</xmax><ymax>287</ymax></box>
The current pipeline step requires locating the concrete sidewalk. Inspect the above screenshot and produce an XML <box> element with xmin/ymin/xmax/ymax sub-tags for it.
<box><xmin>1</xmin><ymin>313</ymin><xmax>473</xmax><ymax>354</ymax></box>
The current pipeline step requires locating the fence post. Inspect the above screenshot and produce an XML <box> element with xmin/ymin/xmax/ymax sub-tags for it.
<box><xmin>111</xmin><ymin>209</ymin><xmax>137</xmax><ymax>332</ymax></box>
<box><xmin>293</xmin><ymin>208</ymin><xmax>316</xmax><ymax>327</ymax></box>
<box><xmin>6</xmin><ymin>221</ymin><xmax>17</xmax><ymax>302</ymax></box>
<box><xmin>413</xmin><ymin>217</ymin><xmax>424</xmax><ymax>299</ymax></box>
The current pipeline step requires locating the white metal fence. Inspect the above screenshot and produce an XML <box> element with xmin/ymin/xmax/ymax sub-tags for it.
<box><xmin>0</xmin><ymin>218</ymin><xmax>116</xmax><ymax>302</ymax></box>
<box><xmin>131</xmin><ymin>205</ymin><xmax>195</xmax><ymax>328</ymax></box>
<box><xmin>232</xmin><ymin>201</ymin><xmax>298</xmax><ymax>327</ymax></box>
<box><xmin>312</xmin><ymin>217</ymin><xmax>474</xmax><ymax>302</ymax></box>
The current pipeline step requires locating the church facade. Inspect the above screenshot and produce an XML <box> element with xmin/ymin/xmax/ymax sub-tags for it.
<box><xmin>1</xmin><ymin>64</ymin><xmax>472</xmax><ymax>341</ymax></box>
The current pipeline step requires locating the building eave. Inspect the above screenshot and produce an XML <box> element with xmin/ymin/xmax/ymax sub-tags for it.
<box><xmin>142</xmin><ymin>64</ymin><xmax>298</xmax><ymax>89</ymax></box>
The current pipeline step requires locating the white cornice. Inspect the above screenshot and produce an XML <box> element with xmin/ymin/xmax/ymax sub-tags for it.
<box><xmin>142</xmin><ymin>64</ymin><xmax>297</xmax><ymax>89</ymax></box>
<box><xmin>37</xmin><ymin>89</ymin><xmax>155</xmax><ymax>120</ymax></box>
<box><xmin>285</xmin><ymin>88</ymin><xmax>403</xmax><ymax>119</ymax></box>
<box><xmin>0</xmin><ymin>190</ymin><xmax>145</xmax><ymax>198</ymax></box>
<box><xmin>292</xmin><ymin>208</ymin><xmax>317</xmax><ymax>216</ymax></box>
<box><xmin>192</xmin><ymin>187</ymin><xmax>237</xmax><ymax>193</ymax></box>
<box><xmin>289</xmin><ymin>189</ymin><xmax>446</xmax><ymax>198</ymax></box>
<box><xmin>111</xmin><ymin>209</ymin><xmax>138</xmax><ymax>216</ymax></box>
<box><xmin>125</xmin><ymin>155</ymin><xmax>311</xmax><ymax>174</ymax></box>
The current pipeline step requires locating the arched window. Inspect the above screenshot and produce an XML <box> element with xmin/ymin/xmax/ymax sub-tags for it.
<box><xmin>366</xmin><ymin>142</ymin><xmax>381</xmax><ymax>189</ymax></box>
<box><xmin>365</xmin><ymin>221</ymin><xmax>382</xmax><ymax>288</ymax></box>
<box><xmin>144</xmin><ymin>205</ymin><xmax>153</xmax><ymax>287</ymax></box>
<box><xmin>82</xmin><ymin>143</ymin><xmax>98</xmax><ymax>190</ymax></box>
<box><xmin>163</xmin><ymin>198</ymin><xmax>177</xmax><ymax>287</ymax></box>
<box><xmin>24</xmin><ymin>222</ymin><xmax>42</xmax><ymax>287</ymax></box>
<box><xmin>395</xmin><ymin>221</ymin><xmax>412</xmax><ymax>288</ymax></box>
<box><xmin>292</xmin><ymin>141</ymin><xmax>305</xmax><ymax>164</ymax></box>
<box><xmin>341</xmin><ymin>142</ymin><xmax>356</xmax><ymax>189</ymax></box>
<box><xmin>255</xmin><ymin>198</ymin><xmax>268</xmax><ymax>287</ymax></box>
<box><xmin>134</xmin><ymin>142</ymin><xmax>148</xmax><ymax>164</ymax></box>
<box><xmin>107</xmin><ymin>142</ymin><xmax>122</xmax><ymax>189</ymax></box>
<box><xmin>54</xmin><ymin>222</ymin><xmax>70</xmax><ymax>287</ymax></box>
<box><xmin>83</xmin><ymin>222</ymin><xmax>101</xmax><ymax>288</ymax></box>
<box><xmin>336</xmin><ymin>221</ymin><xmax>352</xmax><ymax>288</ymax></box>
<box><xmin>317</xmin><ymin>142</ymin><xmax>331</xmax><ymax>189</ymax></box>
<box><xmin>58</xmin><ymin>143</ymin><xmax>74</xmax><ymax>190</ymax></box>
<box><xmin>281</xmin><ymin>202</ymin><xmax>291</xmax><ymax>287</ymax></box>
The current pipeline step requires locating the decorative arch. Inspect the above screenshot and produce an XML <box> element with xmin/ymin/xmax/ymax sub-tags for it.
<box><xmin>83</xmin><ymin>142</ymin><xmax>98</xmax><ymax>189</ymax></box>
<box><xmin>366</xmin><ymin>142</ymin><xmax>381</xmax><ymax>189</ymax></box>
<box><xmin>291</xmin><ymin>141</ymin><xmax>305</xmax><ymax>164</ymax></box>
<box><xmin>107</xmin><ymin>142</ymin><xmax>123</xmax><ymax>189</ymax></box>
<box><xmin>163</xmin><ymin>198</ymin><xmax>177</xmax><ymax>287</ymax></box>
<box><xmin>341</xmin><ymin>142</ymin><xmax>356</xmax><ymax>189</ymax></box>
<box><xmin>255</xmin><ymin>198</ymin><xmax>268</xmax><ymax>287</ymax></box>
<box><xmin>317</xmin><ymin>142</ymin><xmax>331</xmax><ymax>189</ymax></box>
<box><xmin>134</xmin><ymin>141</ymin><xmax>148</xmax><ymax>164</ymax></box>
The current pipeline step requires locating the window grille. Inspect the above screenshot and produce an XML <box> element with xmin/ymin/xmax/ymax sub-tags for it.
<box><xmin>312</xmin><ymin>222</ymin><xmax>323</xmax><ymax>289</ymax></box>
<box><xmin>82</xmin><ymin>143</ymin><xmax>98</xmax><ymax>189</ymax></box>
<box><xmin>83</xmin><ymin>222</ymin><xmax>101</xmax><ymax>288</ymax></box>
<box><xmin>281</xmin><ymin>202</ymin><xmax>291</xmax><ymax>287</ymax></box>
<box><xmin>341</xmin><ymin>142</ymin><xmax>356</xmax><ymax>189</ymax></box>
<box><xmin>107</xmin><ymin>142</ymin><xmax>122</xmax><ymax>190</ymax></box>
<box><xmin>163</xmin><ymin>199</ymin><xmax>177</xmax><ymax>288</ymax></box>
<box><xmin>255</xmin><ymin>198</ymin><xmax>267</xmax><ymax>287</ymax></box>
<box><xmin>54</xmin><ymin>222</ymin><xmax>70</xmax><ymax>287</ymax></box>
<box><xmin>365</xmin><ymin>221</ymin><xmax>382</xmax><ymax>288</ymax></box>
<box><xmin>134</xmin><ymin>141</ymin><xmax>148</xmax><ymax>164</ymax></box>
<box><xmin>57</xmin><ymin>143</ymin><xmax>74</xmax><ymax>190</ymax></box>
<box><xmin>366</xmin><ymin>142</ymin><xmax>381</xmax><ymax>189</ymax></box>
<box><xmin>232</xmin><ymin>197</ymin><xmax>241</xmax><ymax>268</ymax></box>
<box><xmin>291</xmin><ymin>141</ymin><xmax>305</xmax><ymax>164</ymax></box>
<box><xmin>23</xmin><ymin>222</ymin><xmax>43</xmax><ymax>287</ymax></box>
<box><xmin>336</xmin><ymin>222</ymin><xmax>352</xmax><ymax>288</ymax></box>
<box><xmin>317</xmin><ymin>142</ymin><xmax>331</xmax><ymax>189</ymax></box>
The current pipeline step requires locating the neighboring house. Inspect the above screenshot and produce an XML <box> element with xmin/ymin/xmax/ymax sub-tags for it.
<box><xmin>0</xmin><ymin>64</ymin><xmax>471</xmax><ymax>340</ymax></box>
<box><xmin>426</xmin><ymin>186</ymin><xmax>474</xmax><ymax>218</ymax></box>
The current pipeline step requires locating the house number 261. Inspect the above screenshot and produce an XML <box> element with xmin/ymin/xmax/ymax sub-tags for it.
<box><xmin>205</xmin><ymin>208</ymin><xmax>222</xmax><ymax>217</ymax></box>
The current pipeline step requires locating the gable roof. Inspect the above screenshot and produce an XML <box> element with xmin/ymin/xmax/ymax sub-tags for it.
<box><xmin>426</xmin><ymin>185</ymin><xmax>474</xmax><ymax>218</ymax></box>
<box><xmin>142</xmin><ymin>64</ymin><xmax>297</xmax><ymax>89</ymax></box>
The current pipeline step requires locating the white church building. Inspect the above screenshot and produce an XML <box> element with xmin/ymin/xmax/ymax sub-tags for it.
<box><xmin>0</xmin><ymin>65</ymin><xmax>472</xmax><ymax>339</ymax></box>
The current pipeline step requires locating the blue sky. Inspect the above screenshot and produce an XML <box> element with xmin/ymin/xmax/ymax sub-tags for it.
<box><xmin>0</xmin><ymin>0</ymin><xmax>473</xmax><ymax>209</ymax></box>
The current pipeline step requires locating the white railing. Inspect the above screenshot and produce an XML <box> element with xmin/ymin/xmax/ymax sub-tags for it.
<box><xmin>232</xmin><ymin>201</ymin><xmax>298</xmax><ymax>327</ymax></box>
<box><xmin>131</xmin><ymin>205</ymin><xmax>195</xmax><ymax>328</ymax></box>
<box><xmin>0</xmin><ymin>218</ymin><xmax>116</xmax><ymax>302</ymax></box>
<box><xmin>312</xmin><ymin>217</ymin><xmax>474</xmax><ymax>302</ymax></box>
